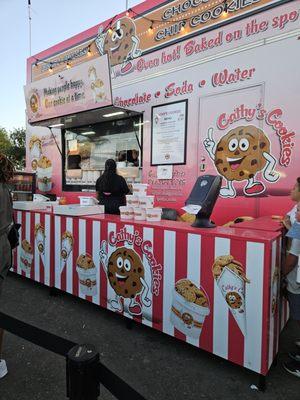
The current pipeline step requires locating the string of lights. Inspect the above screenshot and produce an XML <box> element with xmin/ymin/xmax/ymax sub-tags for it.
<box><xmin>33</xmin><ymin>0</ymin><xmax>229</xmax><ymax>72</ymax></box>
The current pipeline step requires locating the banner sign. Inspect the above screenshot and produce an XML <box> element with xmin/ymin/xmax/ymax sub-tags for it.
<box><xmin>31</xmin><ymin>0</ymin><xmax>284</xmax><ymax>81</ymax></box>
<box><xmin>25</xmin><ymin>54</ymin><xmax>112</xmax><ymax>124</ymax></box>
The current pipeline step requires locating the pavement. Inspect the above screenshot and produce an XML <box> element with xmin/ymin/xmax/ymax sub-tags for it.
<box><xmin>0</xmin><ymin>273</ymin><xmax>299</xmax><ymax>400</ymax></box>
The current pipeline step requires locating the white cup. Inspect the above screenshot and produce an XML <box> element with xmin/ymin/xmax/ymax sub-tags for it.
<box><xmin>132</xmin><ymin>183</ymin><xmax>148</xmax><ymax>196</ymax></box>
<box><xmin>138</xmin><ymin>195</ymin><xmax>154</xmax><ymax>208</ymax></box>
<box><xmin>119</xmin><ymin>206</ymin><xmax>134</xmax><ymax>220</ymax></box>
<box><xmin>133</xmin><ymin>207</ymin><xmax>146</xmax><ymax>221</ymax></box>
<box><xmin>126</xmin><ymin>195</ymin><xmax>139</xmax><ymax>207</ymax></box>
<box><xmin>146</xmin><ymin>208</ymin><xmax>162</xmax><ymax>222</ymax></box>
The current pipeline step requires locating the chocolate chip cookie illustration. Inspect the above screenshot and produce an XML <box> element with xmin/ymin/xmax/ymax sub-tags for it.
<box><xmin>170</xmin><ymin>279</ymin><xmax>210</xmax><ymax>339</ymax></box>
<box><xmin>34</xmin><ymin>223</ymin><xmax>45</xmax><ymax>257</ymax></box>
<box><xmin>76</xmin><ymin>253</ymin><xmax>98</xmax><ymax>296</ymax></box>
<box><xmin>95</xmin><ymin>17</ymin><xmax>142</xmax><ymax>74</ymax></box>
<box><xmin>212</xmin><ymin>254</ymin><xmax>250</xmax><ymax>335</ymax></box>
<box><xmin>20</xmin><ymin>239</ymin><xmax>34</xmax><ymax>273</ymax></box>
<box><xmin>100</xmin><ymin>243</ymin><xmax>151</xmax><ymax>316</ymax></box>
<box><xmin>204</xmin><ymin>125</ymin><xmax>280</xmax><ymax>198</ymax></box>
<box><xmin>88</xmin><ymin>66</ymin><xmax>105</xmax><ymax>103</ymax></box>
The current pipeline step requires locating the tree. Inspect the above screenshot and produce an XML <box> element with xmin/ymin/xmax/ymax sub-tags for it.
<box><xmin>0</xmin><ymin>127</ymin><xmax>11</xmax><ymax>155</ymax></box>
<box><xmin>0</xmin><ymin>127</ymin><xmax>26</xmax><ymax>170</ymax></box>
<box><xmin>8</xmin><ymin>127</ymin><xmax>26</xmax><ymax>170</ymax></box>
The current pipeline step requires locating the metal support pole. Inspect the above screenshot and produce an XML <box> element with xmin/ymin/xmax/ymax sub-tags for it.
<box><xmin>67</xmin><ymin>344</ymin><xmax>100</xmax><ymax>400</ymax></box>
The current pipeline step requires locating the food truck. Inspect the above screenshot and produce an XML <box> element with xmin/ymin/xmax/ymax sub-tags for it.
<box><xmin>15</xmin><ymin>0</ymin><xmax>299</xmax><ymax>381</ymax></box>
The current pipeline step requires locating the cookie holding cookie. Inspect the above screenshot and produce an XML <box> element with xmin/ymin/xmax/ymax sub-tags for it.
<box><xmin>204</xmin><ymin>125</ymin><xmax>280</xmax><ymax>198</ymax></box>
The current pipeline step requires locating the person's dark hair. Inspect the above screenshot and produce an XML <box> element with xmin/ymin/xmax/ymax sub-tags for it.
<box><xmin>0</xmin><ymin>153</ymin><xmax>14</xmax><ymax>183</ymax></box>
<box><xmin>101</xmin><ymin>159</ymin><xmax>117</xmax><ymax>191</ymax></box>
<box><xmin>297</xmin><ymin>177</ymin><xmax>300</xmax><ymax>189</ymax></box>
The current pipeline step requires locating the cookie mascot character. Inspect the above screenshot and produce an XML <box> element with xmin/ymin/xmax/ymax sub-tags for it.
<box><xmin>100</xmin><ymin>241</ymin><xmax>151</xmax><ymax>316</ymax></box>
<box><xmin>95</xmin><ymin>17</ymin><xmax>142</xmax><ymax>76</ymax></box>
<box><xmin>204</xmin><ymin>125</ymin><xmax>280</xmax><ymax>198</ymax></box>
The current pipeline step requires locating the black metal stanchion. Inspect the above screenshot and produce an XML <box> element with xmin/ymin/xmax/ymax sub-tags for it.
<box><xmin>67</xmin><ymin>344</ymin><xmax>100</xmax><ymax>400</ymax></box>
<box><xmin>258</xmin><ymin>374</ymin><xmax>266</xmax><ymax>392</ymax></box>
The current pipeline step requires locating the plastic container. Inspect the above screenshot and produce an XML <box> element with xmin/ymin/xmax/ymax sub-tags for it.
<box><xmin>126</xmin><ymin>195</ymin><xmax>139</xmax><ymax>207</ymax></box>
<box><xmin>138</xmin><ymin>195</ymin><xmax>154</xmax><ymax>208</ymax></box>
<box><xmin>133</xmin><ymin>207</ymin><xmax>146</xmax><ymax>221</ymax></box>
<box><xmin>146</xmin><ymin>208</ymin><xmax>162</xmax><ymax>222</ymax></box>
<box><xmin>119</xmin><ymin>206</ymin><xmax>134</xmax><ymax>220</ymax></box>
<box><xmin>132</xmin><ymin>183</ymin><xmax>148</xmax><ymax>196</ymax></box>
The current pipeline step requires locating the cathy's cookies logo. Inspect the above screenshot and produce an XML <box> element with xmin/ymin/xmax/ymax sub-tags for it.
<box><xmin>204</xmin><ymin>125</ymin><xmax>279</xmax><ymax>198</ymax></box>
<box><xmin>95</xmin><ymin>17</ymin><xmax>142</xmax><ymax>75</ymax></box>
<box><xmin>203</xmin><ymin>104</ymin><xmax>296</xmax><ymax>198</ymax></box>
<box><xmin>100</xmin><ymin>228</ymin><xmax>162</xmax><ymax>316</ymax></box>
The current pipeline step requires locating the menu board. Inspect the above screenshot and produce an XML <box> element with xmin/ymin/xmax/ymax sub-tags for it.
<box><xmin>151</xmin><ymin>100</ymin><xmax>187</xmax><ymax>165</ymax></box>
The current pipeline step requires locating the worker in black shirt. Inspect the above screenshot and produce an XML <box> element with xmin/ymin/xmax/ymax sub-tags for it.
<box><xmin>96</xmin><ymin>159</ymin><xmax>130</xmax><ymax>214</ymax></box>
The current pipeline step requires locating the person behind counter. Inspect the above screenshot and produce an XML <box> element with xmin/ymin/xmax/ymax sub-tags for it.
<box><xmin>0</xmin><ymin>154</ymin><xmax>14</xmax><ymax>379</ymax></box>
<box><xmin>96</xmin><ymin>159</ymin><xmax>130</xmax><ymax>214</ymax></box>
<box><xmin>282</xmin><ymin>177</ymin><xmax>300</xmax><ymax>378</ymax></box>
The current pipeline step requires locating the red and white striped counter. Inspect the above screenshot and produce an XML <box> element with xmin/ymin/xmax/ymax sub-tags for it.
<box><xmin>12</xmin><ymin>210</ymin><xmax>54</xmax><ymax>287</ymax></box>
<box><xmin>12</xmin><ymin>211</ymin><xmax>282</xmax><ymax>376</ymax></box>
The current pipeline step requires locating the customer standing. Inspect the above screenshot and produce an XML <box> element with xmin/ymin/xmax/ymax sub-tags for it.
<box><xmin>96</xmin><ymin>159</ymin><xmax>130</xmax><ymax>214</ymax></box>
<box><xmin>0</xmin><ymin>154</ymin><xmax>14</xmax><ymax>379</ymax></box>
<box><xmin>282</xmin><ymin>177</ymin><xmax>300</xmax><ymax>378</ymax></box>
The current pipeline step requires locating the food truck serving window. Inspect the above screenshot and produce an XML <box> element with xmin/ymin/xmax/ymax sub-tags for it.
<box><xmin>62</xmin><ymin>116</ymin><xmax>142</xmax><ymax>191</ymax></box>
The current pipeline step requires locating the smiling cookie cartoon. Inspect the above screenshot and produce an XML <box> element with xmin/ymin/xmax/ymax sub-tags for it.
<box><xmin>204</xmin><ymin>125</ymin><xmax>280</xmax><ymax>198</ymax></box>
<box><xmin>95</xmin><ymin>17</ymin><xmax>141</xmax><ymax>75</ymax></box>
<box><xmin>100</xmin><ymin>243</ymin><xmax>151</xmax><ymax>316</ymax></box>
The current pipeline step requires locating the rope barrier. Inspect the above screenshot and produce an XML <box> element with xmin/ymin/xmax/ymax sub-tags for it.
<box><xmin>0</xmin><ymin>311</ymin><xmax>146</xmax><ymax>400</ymax></box>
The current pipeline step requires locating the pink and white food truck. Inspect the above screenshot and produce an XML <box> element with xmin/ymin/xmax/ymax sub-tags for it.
<box><xmin>15</xmin><ymin>0</ymin><xmax>299</xmax><ymax>382</ymax></box>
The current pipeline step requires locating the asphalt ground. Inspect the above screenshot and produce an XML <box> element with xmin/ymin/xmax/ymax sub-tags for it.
<box><xmin>0</xmin><ymin>273</ymin><xmax>299</xmax><ymax>400</ymax></box>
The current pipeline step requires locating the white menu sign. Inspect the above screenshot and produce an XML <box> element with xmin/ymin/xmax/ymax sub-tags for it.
<box><xmin>151</xmin><ymin>100</ymin><xmax>187</xmax><ymax>165</ymax></box>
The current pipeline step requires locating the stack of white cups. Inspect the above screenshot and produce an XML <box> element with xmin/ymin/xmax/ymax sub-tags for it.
<box><xmin>119</xmin><ymin>183</ymin><xmax>162</xmax><ymax>222</ymax></box>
